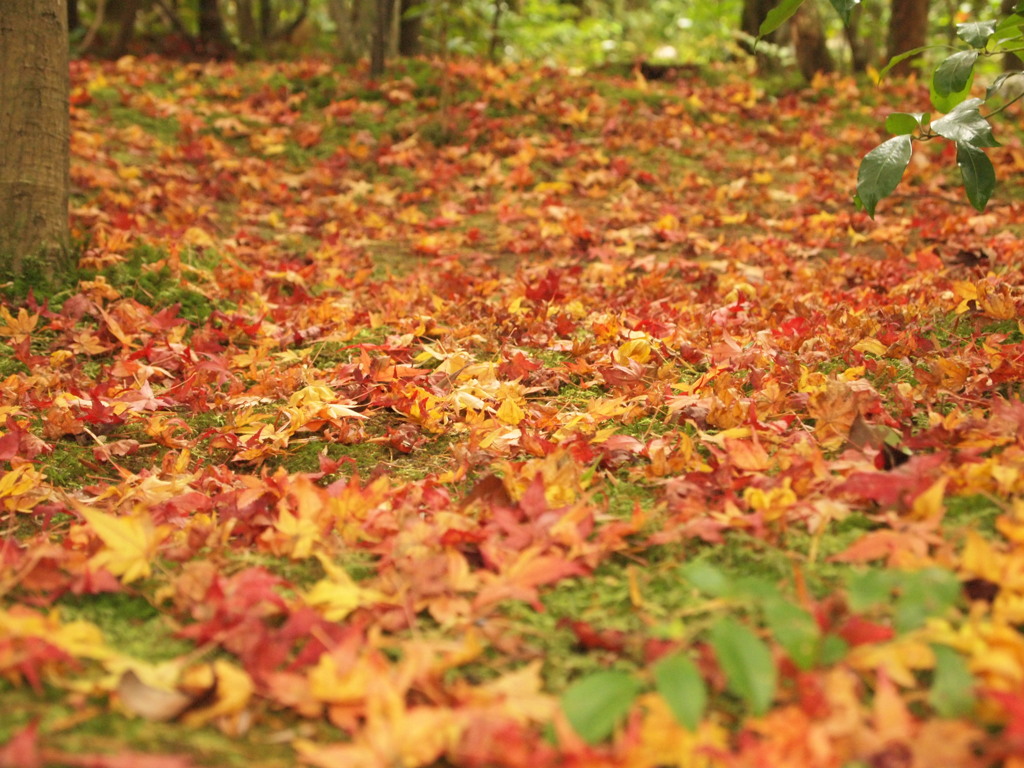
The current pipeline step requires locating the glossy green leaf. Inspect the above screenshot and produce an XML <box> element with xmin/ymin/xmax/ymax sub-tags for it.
<box><xmin>987</xmin><ymin>71</ymin><xmax>1024</xmax><ymax>101</ymax></box>
<box><xmin>931</xmin><ymin>50</ymin><xmax>978</xmax><ymax>109</ymax></box>
<box><xmin>762</xmin><ymin>598</ymin><xmax>820</xmax><ymax>670</ymax></box>
<box><xmin>759</xmin><ymin>0</ymin><xmax>804</xmax><ymax>38</ymax></box>
<box><xmin>855</xmin><ymin>135</ymin><xmax>913</xmax><ymax>218</ymax></box>
<box><xmin>825</xmin><ymin>0</ymin><xmax>860</xmax><ymax>26</ymax></box>
<box><xmin>885</xmin><ymin>112</ymin><xmax>928</xmax><ymax>135</ymax></box>
<box><xmin>652</xmin><ymin>652</ymin><xmax>707</xmax><ymax>732</ymax></box>
<box><xmin>929</xmin><ymin>644</ymin><xmax>976</xmax><ymax>717</ymax></box>
<box><xmin>877</xmin><ymin>45</ymin><xmax>934</xmax><ymax>81</ymax></box>
<box><xmin>932</xmin><ymin>99</ymin><xmax>999</xmax><ymax>147</ymax></box>
<box><xmin>994</xmin><ymin>12</ymin><xmax>1024</xmax><ymax>40</ymax></box>
<box><xmin>956</xmin><ymin>141</ymin><xmax>996</xmax><ymax>211</ymax></box>
<box><xmin>956</xmin><ymin>20</ymin><xmax>997</xmax><ymax>48</ymax></box>
<box><xmin>561</xmin><ymin>671</ymin><xmax>641</xmax><ymax>744</ymax></box>
<box><xmin>708</xmin><ymin>618</ymin><xmax>776</xmax><ymax>715</ymax></box>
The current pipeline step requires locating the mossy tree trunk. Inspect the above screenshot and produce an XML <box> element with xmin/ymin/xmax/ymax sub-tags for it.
<box><xmin>0</xmin><ymin>0</ymin><xmax>73</xmax><ymax>286</ymax></box>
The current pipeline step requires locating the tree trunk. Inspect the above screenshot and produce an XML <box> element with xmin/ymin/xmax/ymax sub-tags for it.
<box><xmin>488</xmin><ymin>0</ymin><xmax>504</xmax><ymax>61</ymax></box>
<box><xmin>0</xmin><ymin>0</ymin><xmax>72</xmax><ymax>284</ymax></box>
<box><xmin>80</xmin><ymin>0</ymin><xmax>142</xmax><ymax>56</ymax></box>
<box><xmin>236</xmin><ymin>0</ymin><xmax>257</xmax><ymax>44</ymax></box>
<box><xmin>792</xmin><ymin>0</ymin><xmax>834</xmax><ymax>80</ymax></box>
<box><xmin>887</xmin><ymin>0</ymin><xmax>929</xmax><ymax>76</ymax></box>
<box><xmin>111</xmin><ymin>0</ymin><xmax>140</xmax><ymax>57</ymax></box>
<box><xmin>259</xmin><ymin>0</ymin><xmax>272</xmax><ymax>40</ymax></box>
<box><xmin>198</xmin><ymin>0</ymin><xmax>232</xmax><ymax>56</ymax></box>
<box><xmin>739</xmin><ymin>0</ymin><xmax>787</xmax><ymax>72</ymax></box>
<box><xmin>330</xmin><ymin>0</ymin><xmax>372</xmax><ymax>63</ymax></box>
<box><xmin>275</xmin><ymin>0</ymin><xmax>312</xmax><ymax>42</ymax></box>
<box><xmin>68</xmin><ymin>0</ymin><xmax>80</xmax><ymax>32</ymax></box>
<box><xmin>370</xmin><ymin>0</ymin><xmax>396</xmax><ymax>78</ymax></box>
<box><xmin>843</xmin><ymin>2</ymin><xmax>881</xmax><ymax>73</ymax></box>
<box><xmin>398</xmin><ymin>0</ymin><xmax>421</xmax><ymax>56</ymax></box>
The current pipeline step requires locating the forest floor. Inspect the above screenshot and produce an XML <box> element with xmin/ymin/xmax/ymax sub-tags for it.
<box><xmin>2</xmin><ymin>56</ymin><xmax>1024</xmax><ymax>767</ymax></box>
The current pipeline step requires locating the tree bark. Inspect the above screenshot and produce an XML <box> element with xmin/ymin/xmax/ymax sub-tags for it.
<box><xmin>330</xmin><ymin>0</ymin><xmax>372</xmax><ymax>63</ymax></box>
<box><xmin>259</xmin><ymin>0</ymin><xmax>272</xmax><ymax>40</ymax></box>
<box><xmin>488</xmin><ymin>0</ymin><xmax>504</xmax><ymax>61</ymax></box>
<box><xmin>111</xmin><ymin>0</ymin><xmax>140</xmax><ymax>57</ymax></box>
<box><xmin>236</xmin><ymin>0</ymin><xmax>257</xmax><ymax>44</ymax></box>
<box><xmin>887</xmin><ymin>0</ymin><xmax>929</xmax><ymax>76</ymax></box>
<box><xmin>398</xmin><ymin>0</ymin><xmax>421</xmax><ymax>56</ymax></box>
<box><xmin>0</xmin><ymin>0</ymin><xmax>72</xmax><ymax>283</ymax></box>
<box><xmin>792</xmin><ymin>0</ymin><xmax>834</xmax><ymax>80</ymax></box>
<box><xmin>198</xmin><ymin>0</ymin><xmax>232</xmax><ymax>56</ymax></box>
<box><xmin>276</xmin><ymin>0</ymin><xmax>312</xmax><ymax>42</ymax></box>
<box><xmin>371</xmin><ymin>0</ymin><xmax>396</xmax><ymax>78</ymax></box>
<box><xmin>843</xmin><ymin>3</ymin><xmax>879</xmax><ymax>73</ymax></box>
<box><xmin>739</xmin><ymin>0</ymin><xmax>787</xmax><ymax>72</ymax></box>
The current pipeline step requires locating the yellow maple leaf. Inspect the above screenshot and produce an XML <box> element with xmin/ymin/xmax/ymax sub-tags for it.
<box><xmin>180</xmin><ymin>660</ymin><xmax>254</xmax><ymax>731</ymax></box>
<box><xmin>846</xmin><ymin>636</ymin><xmax>935</xmax><ymax>687</ymax></box>
<box><xmin>454</xmin><ymin>660</ymin><xmax>557</xmax><ymax>723</ymax></box>
<box><xmin>298</xmin><ymin>673</ymin><xmax>465</xmax><ymax>768</ymax></box>
<box><xmin>265</xmin><ymin>478</ymin><xmax>325</xmax><ymax>559</ymax></box>
<box><xmin>631</xmin><ymin>691</ymin><xmax>729</xmax><ymax>768</ymax></box>
<box><xmin>909</xmin><ymin>476</ymin><xmax>947</xmax><ymax>520</ymax></box>
<box><xmin>0</xmin><ymin>464</ymin><xmax>49</xmax><ymax>513</ymax></box>
<box><xmin>270</xmin><ymin>508</ymin><xmax>319</xmax><ymax>559</ymax></box>
<box><xmin>0</xmin><ymin>306</ymin><xmax>39</xmax><ymax>342</ymax></box>
<box><xmin>495</xmin><ymin>397</ymin><xmax>526</xmax><ymax>425</ymax></box>
<box><xmin>3</xmin><ymin>606</ymin><xmax>117</xmax><ymax>662</ymax></box>
<box><xmin>80</xmin><ymin>507</ymin><xmax>168</xmax><ymax>584</ymax></box>
<box><xmin>615</xmin><ymin>337</ymin><xmax>652</xmax><ymax>365</ymax></box>
<box><xmin>303</xmin><ymin>553</ymin><xmax>391</xmax><ymax>621</ymax></box>
<box><xmin>308</xmin><ymin>651</ymin><xmax>376</xmax><ymax>707</ymax></box>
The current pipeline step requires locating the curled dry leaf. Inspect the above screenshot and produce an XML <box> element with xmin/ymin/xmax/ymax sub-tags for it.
<box><xmin>116</xmin><ymin>669</ymin><xmax>201</xmax><ymax>722</ymax></box>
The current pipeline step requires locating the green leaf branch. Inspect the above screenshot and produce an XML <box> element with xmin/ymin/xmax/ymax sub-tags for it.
<box><xmin>759</xmin><ymin>0</ymin><xmax>1024</xmax><ymax>216</ymax></box>
<box><xmin>855</xmin><ymin>10</ymin><xmax>1024</xmax><ymax>218</ymax></box>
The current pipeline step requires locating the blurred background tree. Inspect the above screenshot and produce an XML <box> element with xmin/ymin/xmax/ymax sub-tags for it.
<box><xmin>64</xmin><ymin>0</ymin><xmax>1015</xmax><ymax>85</ymax></box>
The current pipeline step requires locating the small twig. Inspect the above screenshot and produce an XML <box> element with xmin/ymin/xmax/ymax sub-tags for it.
<box><xmin>983</xmin><ymin>81</ymin><xmax>1024</xmax><ymax>120</ymax></box>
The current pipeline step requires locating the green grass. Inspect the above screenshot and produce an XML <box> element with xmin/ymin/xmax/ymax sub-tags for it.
<box><xmin>0</xmin><ymin>683</ymin><xmax>327</xmax><ymax>768</ymax></box>
<box><xmin>83</xmin><ymin>243</ymin><xmax>224</xmax><ymax>325</ymax></box>
<box><xmin>57</xmin><ymin>592</ymin><xmax>193</xmax><ymax>662</ymax></box>
<box><xmin>594</xmin><ymin>475</ymin><xmax>659</xmax><ymax>520</ymax></box>
<box><xmin>943</xmin><ymin>493</ymin><xmax>1001</xmax><ymax>538</ymax></box>
<box><xmin>44</xmin><ymin>439</ymin><xmax>100</xmax><ymax>488</ymax></box>
<box><xmin>106</xmin><ymin>106</ymin><xmax>180</xmax><ymax>144</ymax></box>
<box><xmin>0</xmin><ymin>343</ymin><xmax>28</xmax><ymax>377</ymax></box>
<box><xmin>0</xmin><ymin>246</ymin><xmax>81</xmax><ymax>302</ymax></box>
<box><xmin>225</xmin><ymin>549</ymin><xmax>338</xmax><ymax>588</ymax></box>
